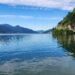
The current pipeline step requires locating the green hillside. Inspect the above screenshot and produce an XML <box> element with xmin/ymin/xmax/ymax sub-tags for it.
<box><xmin>56</xmin><ymin>8</ymin><xmax>75</xmax><ymax>32</ymax></box>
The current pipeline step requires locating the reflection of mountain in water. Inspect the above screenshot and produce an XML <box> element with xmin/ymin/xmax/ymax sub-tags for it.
<box><xmin>52</xmin><ymin>34</ymin><xmax>75</xmax><ymax>57</ymax></box>
<box><xmin>0</xmin><ymin>34</ymin><xmax>31</xmax><ymax>43</ymax></box>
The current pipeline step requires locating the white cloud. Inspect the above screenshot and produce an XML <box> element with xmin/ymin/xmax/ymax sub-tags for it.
<box><xmin>0</xmin><ymin>0</ymin><xmax>75</xmax><ymax>10</ymax></box>
<box><xmin>0</xmin><ymin>15</ymin><xmax>33</xmax><ymax>19</ymax></box>
<box><xmin>0</xmin><ymin>15</ymin><xmax>61</xmax><ymax>20</ymax></box>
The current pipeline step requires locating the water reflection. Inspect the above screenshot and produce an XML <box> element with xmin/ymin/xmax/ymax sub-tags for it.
<box><xmin>0</xmin><ymin>34</ymin><xmax>75</xmax><ymax>75</ymax></box>
<box><xmin>0</xmin><ymin>34</ymin><xmax>31</xmax><ymax>43</ymax></box>
<box><xmin>52</xmin><ymin>34</ymin><xmax>75</xmax><ymax>57</ymax></box>
<box><xmin>0</xmin><ymin>34</ymin><xmax>65</xmax><ymax>64</ymax></box>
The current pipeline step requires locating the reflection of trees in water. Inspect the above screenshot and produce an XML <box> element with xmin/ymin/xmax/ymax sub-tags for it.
<box><xmin>52</xmin><ymin>34</ymin><xmax>75</xmax><ymax>57</ymax></box>
<box><xmin>0</xmin><ymin>34</ymin><xmax>31</xmax><ymax>43</ymax></box>
<box><xmin>0</xmin><ymin>35</ymin><xmax>23</xmax><ymax>43</ymax></box>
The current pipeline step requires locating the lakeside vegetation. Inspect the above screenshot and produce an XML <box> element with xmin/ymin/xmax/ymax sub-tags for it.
<box><xmin>52</xmin><ymin>8</ymin><xmax>75</xmax><ymax>35</ymax></box>
<box><xmin>52</xmin><ymin>28</ymin><xmax>74</xmax><ymax>35</ymax></box>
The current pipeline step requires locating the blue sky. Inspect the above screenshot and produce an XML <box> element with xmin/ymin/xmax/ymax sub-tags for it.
<box><xmin>0</xmin><ymin>0</ymin><xmax>75</xmax><ymax>30</ymax></box>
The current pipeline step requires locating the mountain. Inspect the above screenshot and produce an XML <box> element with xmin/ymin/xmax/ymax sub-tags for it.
<box><xmin>56</xmin><ymin>8</ymin><xmax>75</xmax><ymax>33</ymax></box>
<box><xmin>0</xmin><ymin>24</ymin><xmax>37</xmax><ymax>33</ymax></box>
<box><xmin>36</xmin><ymin>29</ymin><xmax>51</xmax><ymax>34</ymax></box>
<box><xmin>43</xmin><ymin>29</ymin><xmax>51</xmax><ymax>33</ymax></box>
<box><xmin>36</xmin><ymin>30</ymin><xmax>45</xmax><ymax>33</ymax></box>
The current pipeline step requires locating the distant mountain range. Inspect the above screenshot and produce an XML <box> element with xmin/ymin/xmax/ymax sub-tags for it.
<box><xmin>36</xmin><ymin>29</ymin><xmax>51</xmax><ymax>33</ymax></box>
<box><xmin>0</xmin><ymin>24</ymin><xmax>37</xmax><ymax>33</ymax></box>
<box><xmin>43</xmin><ymin>29</ymin><xmax>51</xmax><ymax>33</ymax></box>
<box><xmin>0</xmin><ymin>24</ymin><xmax>50</xmax><ymax>34</ymax></box>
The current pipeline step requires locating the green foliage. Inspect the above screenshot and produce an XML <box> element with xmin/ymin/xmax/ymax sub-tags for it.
<box><xmin>57</xmin><ymin>8</ymin><xmax>75</xmax><ymax>26</ymax></box>
<box><xmin>52</xmin><ymin>28</ymin><xmax>73</xmax><ymax>36</ymax></box>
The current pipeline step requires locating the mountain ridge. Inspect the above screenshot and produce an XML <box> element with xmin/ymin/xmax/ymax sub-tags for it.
<box><xmin>0</xmin><ymin>24</ymin><xmax>51</xmax><ymax>34</ymax></box>
<box><xmin>0</xmin><ymin>24</ymin><xmax>37</xmax><ymax>33</ymax></box>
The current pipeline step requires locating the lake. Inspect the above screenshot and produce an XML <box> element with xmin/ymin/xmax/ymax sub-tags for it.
<box><xmin>0</xmin><ymin>34</ymin><xmax>75</xmax><ymax>75</ymax></box>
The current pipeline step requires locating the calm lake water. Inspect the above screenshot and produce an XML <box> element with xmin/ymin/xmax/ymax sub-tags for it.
<box><xmin>0</xmin><ymin>34</ymin><xmax>75</xmax><ymax>75</ymax></box>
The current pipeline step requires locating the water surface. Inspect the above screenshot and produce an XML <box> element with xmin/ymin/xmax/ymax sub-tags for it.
<box><xmin>0</xmin><ymin>34</ymin><xmax>75</xmax><ymax>75</ymax></box>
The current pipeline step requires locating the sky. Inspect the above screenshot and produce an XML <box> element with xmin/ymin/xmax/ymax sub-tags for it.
<box><xmin>0</xmin><ymin>0</ymin><xmax>75</xmax><ymax>30</ymax></box>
